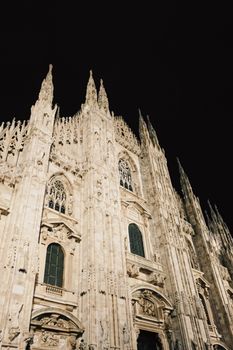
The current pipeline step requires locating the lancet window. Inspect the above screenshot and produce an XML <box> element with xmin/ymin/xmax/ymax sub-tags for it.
<box><xmin>46</xmin><ymin>177</ymin><xmax>70</xmax><ymax>215</ymax></box>
<box><xmin>44</xmin><ymin>243</ymin><xmax>64</xmax><ymax>287</ymax></box>
<box><xmin>118</xmin><ymin>159</ymin><xmax>133</xmax><ymax>191</ymax></box>
<box><xmin>128</xmin><ymin>223</ymin><xmax>145</xmax><ymax>257</ymax></box>
<box><xmin>199</xmin><ymin>293</ymin><xmax>211</xmax><ymax>325</ymax></box>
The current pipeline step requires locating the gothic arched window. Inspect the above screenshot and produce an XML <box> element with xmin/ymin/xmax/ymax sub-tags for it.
<box><xmin>199</xmin><ymin>293</ymin><xmax>211</xmax><ymax>325</ymax></box>
<box><xmin>118</xmin><ymin>159</ymin><xmax>133</xmax><ymax>191</ymax></box>
<box><xmin>44</xmin><ymin>243</ymin><xmax>64</xmax><ymax>287</ymax></box>
<box><xmin>128</xmin><ymin>223</ymin><xmax>145</xmax><ymax>257</ymax></box>
<box><xmin>46</xmin><ymin>177</ymin><xmax>70</xmax><ymax>215</ymax></box>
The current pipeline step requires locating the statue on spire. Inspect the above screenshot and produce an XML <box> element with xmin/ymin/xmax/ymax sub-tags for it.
<box><xmin>38</xmin><ymin>64</ymin><xmax>54</xmax><ymax>106</ymax></box>
<box><xmin>98</xmin><ymin>79</ymin><xmax>109</xmax><ymax>112</ymax></box>
<box><xmin>85</xmin><ymin>70</ymin><xmax>98</xmax><ymax>106</ymax></box>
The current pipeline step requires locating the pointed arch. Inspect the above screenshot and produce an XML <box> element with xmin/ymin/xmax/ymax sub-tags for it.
<box><xmin>119</xmin><ymin>158</ymin><xmax>133</xmax><ymax>191</ymax></box>
<box><xmin>118</xmin><ymin>150</ymin><xmax>141</xmax><ymax>195</ymax></box>
<box><xmin>45</xmin><ymin>173</ymin><xmax>73</xmax><ymax>215</ymax></box>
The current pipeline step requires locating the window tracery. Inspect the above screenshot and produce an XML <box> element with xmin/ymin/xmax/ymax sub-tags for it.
<box><xmin>118</xmin><ymin>159</ymin><xmax>133</xmax><ymax>191</ymax></box>
<box><xmin>45</xmin><ymin>177</ymin><xmax>72</xmax><ymax>215</ymax></box>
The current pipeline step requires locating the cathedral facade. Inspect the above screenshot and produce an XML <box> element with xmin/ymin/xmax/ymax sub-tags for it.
<box><xmin>0</xmin><ymin>66</ymin><xmax>232</xmax><ymax>350</ymax></box>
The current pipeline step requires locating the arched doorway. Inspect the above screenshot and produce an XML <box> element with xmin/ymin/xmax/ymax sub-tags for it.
<box><xmin>131</xmin><ymin>286</ymin><xmax>173</xmax><ymax>350</ymax></box>
<box><xmin>137</xmin><ymin>330</ymin><xmax>163</xmax><ymax>350</ymax></box>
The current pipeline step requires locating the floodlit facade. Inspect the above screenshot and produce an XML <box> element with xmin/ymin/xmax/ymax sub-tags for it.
<box><xmin>0</xmin><ymin>66</ymin><xmax>232</xmax><ymax>350</ymax></box>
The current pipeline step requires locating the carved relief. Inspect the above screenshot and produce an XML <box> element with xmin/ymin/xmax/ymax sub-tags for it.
<box><xmin>31</xmin><ymin>312</ymin><xmax>83</xmax><ymax>348</ymax></box>
<box><xmin>132</xmin><ymin>289</ymin><xmax>172</xmax><ymax>324</ymax></box>
<box><xmin>153</xmin><ymin>251</ymin><xmax>161</xmax><ymax>263</ymax></box>
<box><xmin>69</xmin><ymin>334</ymin><xmax>78</xmax><ymax>349</ymax></box>
<box><xmin>148</xmin><ymin>272</ymin><xmax>166</xmax><ymax>287</ymax></box>
<box><xmin>40</xmin><ymin>221</ymin><xmax>81</xmax><ymax>244</ymax></box>
<box><xmin>40</xmin><ymin>330</ymin><xmax>59</xmax><ymax>346</ymax></box>
<box><xmin>127</xmin><ymin>262</ymin><xmax>139</xmax><ymax>278</ymax></box>
<box><xmin>138</xmin><ymin>291</ymin><xmax>158</xmax><ymax>317</ymax></box>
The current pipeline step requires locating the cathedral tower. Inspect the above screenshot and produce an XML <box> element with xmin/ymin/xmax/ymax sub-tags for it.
<box><xmin>0</xmin><ymin>67</ymin><xmax>232</xmax><ymax>350</ymax></box>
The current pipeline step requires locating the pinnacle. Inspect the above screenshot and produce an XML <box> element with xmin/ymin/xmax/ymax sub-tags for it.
<box><xmin>85</xmin><ymin>70</ymin><xmax>97</xmax><ymax>106</ymax></box>
<box><xmin>98</xmin><ymin>79</ymin><xmax>109</xmax><ymax>112</ymax></box>
<box><xmin>38</xmin><ymin>64</ymin><xmax>54</xmax><ymax>105</ymax></box>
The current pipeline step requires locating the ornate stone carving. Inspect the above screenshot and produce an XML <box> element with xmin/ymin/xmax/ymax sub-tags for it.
<box><xmin>40</xmin><ymin>330</ymin><xmax>59</xmax><ymax>346</ymax></box>
<box><xmin>5</xmin><ymin>236</ymin><xmax>18</xmax><ymax>269</ymax></box>
<box><xmin>69</xmin><ymin>335</ymin><xmax>78</xmax><ymax>349</ymax></box>
<box><xmin>41</xmin><ymin>221</ymin><xmax>81</xmax><ymax>243</ymax></box>
<box><xmin>114</xmin><ymin>117</ymin><xmax>140</xmax><ymax>155</ymax></box>
<box><xmin>119</xmin><ymin>159</ymin><xmax>133</xmax><ymax>191</ymax></box>
<box><xmin>138</xmin><ymin>292</ymin><xmax>158</xmax><ymax>317</ymax></box>
<box><xmin>148</xmin><ymin>272</ymin><xmax>166</xmax><ymax>287</ymax></box>
<box><xmin>153</xmin><ymin>251</ymin><xmax>161</xmax><ymax>263</ymax></box>
<box><xmin>126</xmin><ymin>263</ymin><xmax>139</xmax><ymax>278</ymax></box>
<box><xmin>0</xmin><ymin>119</ymin><xmax>29</xmax><ymax>164</ymax></box>
<box><xmin>31</xmin><ymin>311</ymin><xmax>83</xmax><ymax>349</ymax></box>
<box><xmin>132</xmin><ymin>289</ymin><xmax>173</xmax><ymax>324</ymax></box>
<box><xmin>45</xmin><ymin>176</ymin><xmax>72</xmax><ymax>215</ymax></box>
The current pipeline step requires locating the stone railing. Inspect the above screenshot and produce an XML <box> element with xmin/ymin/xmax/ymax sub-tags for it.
<box><xmin>45</xmin><ymin>284</ymin><xmax>63</xmax><ymax>296</ymax></box>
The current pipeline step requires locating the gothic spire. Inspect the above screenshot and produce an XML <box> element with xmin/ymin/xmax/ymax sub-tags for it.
<box><xmin>177</xmin><ymin>158</ymin><xmax>193</xmax><ymax>198</ymax></box>
<box><xmin>208</xmin><ymin>203</ymin><xmax>233</xmax><ymax>247</ymax></box>
<box><xmin>138</xmin><ymin>109</ymin><xmax>149</xmax><ymax>144</ymax></box>
<box><xmin>85</xmin><ymin>70</ymin><xmax>98</xmax><ymax>106</ymax></box>
<box><xmin>207</xmin><ymin>200</ymin><xmax>218</xmax><ymax>224</ymax></box>
<box><xmin>98</xmin><ymin>79</ymin><xmax>109</xmax><ymax>112</ymax></box>
<box><xmin>38</xmin><ymin>64</ymin><xmax>54</xmax><ymax>105</ymax></box>
<box><xmin>146</xmin><ymin>115</ymin><xmax>160</xmax><ymax>148</ymax></box>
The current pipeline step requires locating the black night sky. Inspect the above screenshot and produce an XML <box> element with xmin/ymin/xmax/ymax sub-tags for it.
<box><xmin>0</xmin><ymin>3</ymin><xmax>232</xmax><ymax>232</ymax></box>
